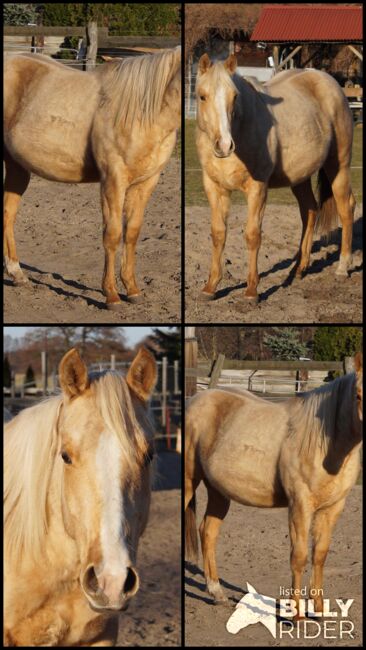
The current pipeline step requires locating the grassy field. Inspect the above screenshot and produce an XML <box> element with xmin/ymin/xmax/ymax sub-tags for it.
<box><xmin>185</xmin><ymin>119</ymin><xmax>362</xmax><ymax>206</ymax></box>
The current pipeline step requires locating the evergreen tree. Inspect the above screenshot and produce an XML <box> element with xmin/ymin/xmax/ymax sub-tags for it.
<box><xmin>313</xmin><ymin>327</ymin><xmax>362</xmax><ymax>361</ymax></box>
<box><xmin>4</xmin><ymin>3</ymin><xmax>39</xmax><ymax>25</ymax></box>
<box><xmin>25</xmin><ymin>364</ymin><xmax>36</xmax><ymax>387</ymax></box>
<box><xmin>4</xmin><ymin>356</ymin><xmax>12</xmax><ymax>388</ymax></box>
<box><xmin>40</xmin><ymin>3</ymin><xmax>180</xmax><ymax>35</ymax></box>
<box><xmin>147</xmin><ymin>327</ymin><xmax>180</xmax><ymax>362</ymax></box>
<box><xmin>264</xmin><ymin>327</ymin><xmax>309</xmax><ymax>360</ymax></box>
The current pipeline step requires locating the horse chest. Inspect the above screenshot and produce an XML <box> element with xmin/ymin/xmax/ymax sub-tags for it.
<box><xmin>204</xmin><ymin>156</ymin><xmax>251</xmax><ymax>191</ymax></box>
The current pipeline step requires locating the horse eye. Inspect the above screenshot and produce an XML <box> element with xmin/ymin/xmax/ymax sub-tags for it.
<box><xmin>200</xmin><ymin>95</ymin><xmax>206</xmax><ymax>102</ymax></box>
<box><xmin>61</xmin><ymin>451</ymin><xmax>72</xmax><ymax>465</ymax></box>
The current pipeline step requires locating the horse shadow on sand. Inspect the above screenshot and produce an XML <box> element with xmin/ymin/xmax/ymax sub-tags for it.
<box><xmin>4</xmin><ymin>262</ymin><xmax>132</xmax><ymax>310</ymax></box>
<box><xmin>213</xmin><ymin>214</ymin><xmax>363</xmax><ymax>304</ymax></box>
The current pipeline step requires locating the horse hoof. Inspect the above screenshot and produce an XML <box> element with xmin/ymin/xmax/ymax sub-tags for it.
<box><xmin>244</xmin><ymin>294</ymin><xmax>259</xmax><ymax>304</ymax></box>
<box><xmin>199</xmin><ymin>291</ymin><xmax>215</xmax><ymax>302</ymax></box>
<box><xmin>213</xmin><ymin>597</ymin><xmax>230</xmax><ymax>607</ymax></box>
<box><xmin>127</xmin><ymin>293</ymin><xmax>143</xmax><ymax>304</ymax></box>
<box><xmin>14</xmin><ymin>278</ymin><xmax>30</xmax><ymax>287</ymax></box>
<box><xmin>106</xmin><ymin>302</ymin><xmax>123</xmax><ymax>312</ymax></box>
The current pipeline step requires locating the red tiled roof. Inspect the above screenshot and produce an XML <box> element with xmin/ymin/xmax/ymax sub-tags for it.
<box><xmin>251</xmin><ymin>5</ymin><xmax>363</xmax><ymax>42</ymax></box>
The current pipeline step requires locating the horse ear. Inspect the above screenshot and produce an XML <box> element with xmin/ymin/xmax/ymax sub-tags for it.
<box><xmin>59</xmin><ymin>348</ymin><xmax>89</xmax><ymax>398</ymax></box>
<box><xmin>354</xmin><ymin>351</ymin><xmax>363</xmax><ymax>373</ymax></box>
<box><xmin>126</xmin><ymin>348</ymin><xmax>157</xmax><ymax>401</ymax></box>
<box><xmin>224</xmin><ymin>54</ymin><xmax>237</xmax><ymax>75</ymax></box>
<box><xmin>198</xmin><ymin>53</ymin><xmax>212</xmax><ymax>75</ymax></box>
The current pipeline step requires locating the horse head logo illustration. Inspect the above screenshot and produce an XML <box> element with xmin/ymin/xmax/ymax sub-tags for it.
<box><xmin>226</xmin><ymin>583</ymin><xmax>278</xmax><ymax>638</ymax></box>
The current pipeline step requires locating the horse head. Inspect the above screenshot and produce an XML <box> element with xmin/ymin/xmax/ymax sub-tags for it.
<box><xmin>58</xmin><ymin>347</ymin><xmax>157</xmax><ymax>612</ymax></box>
<box><xmin>196</xmin><ymin>53</ymin><xmax>238</xmax><ymax>158</ymax></box>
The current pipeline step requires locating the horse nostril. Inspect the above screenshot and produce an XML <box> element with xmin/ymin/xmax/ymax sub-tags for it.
<box><xmin>82</xmin><ymin>565</ymin><xmax>99</xmax><ymax>595</ymax></box>
<box><xmin>123</xmin><ymin>567</ymin><xmax>139</xmax><ymax>596</ymax></box>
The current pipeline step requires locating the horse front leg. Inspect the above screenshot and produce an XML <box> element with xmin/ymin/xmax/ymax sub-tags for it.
<box><xmin>121</xmin><ymin>172</ymin><xmax>161</xmax><ymax>303</ymax></box>
<box><xmin>291</xmin><ymin>180</ymin><xmax>317</xmax><ymax>277</ymax></box>
<box><xmin>288</xmin><ymin>497</ymin><xmax>313</xmax><ymax>621</ymax></box>
<box><xmin>3</xmin><ymin>155</ymin><xmax>30</xmax><ymax>285</ymax></box>
<box><xmin>310</xmin><ymin>498</ymin><xmax>346</xmax><ymax>613</ymax></box>
<box><xmin>100</xmin><ymin>167</ymin><xmax>126</xmax><ymax>310</ymax></box>
<box><xmin>244</xmin><ymin>181</ymin><xmax>267</xmax><ymax>302</ymax></box>
<box><xmin>199</xmin><ymin>483</ymin><xmax>230</xmax><ymax>604</ymax></box>
<box><xmin>201</xmin><ymin>173</ymin><xmax>231</xmax><ymax>300</ymax></box>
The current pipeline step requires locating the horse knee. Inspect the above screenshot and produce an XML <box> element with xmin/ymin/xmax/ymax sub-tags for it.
<box><xmin>291</xmin><ymin>549</ymin><xmax>307</xmax><ymax>573</ymax></box>
<box><xmin>103</xmin><ymin>225</ymin><xmax>122</xmax><ymax>249</ymax></box>
<box><xmin>245</xmin><ymin>228</ymin><xmax>261</xmax><ymax>251</ymax></box>
<box><xmin>211</xmin><ymin>228</ymin><xmax>225</xmax><ymax>247</ymax></box>
<box><xmin>312</xmin><ymin>547</ymin><xmax>328</xmax><ymax>567</ymax></box>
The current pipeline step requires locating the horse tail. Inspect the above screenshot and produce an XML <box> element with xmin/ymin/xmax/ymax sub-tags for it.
<box><xmin>316</xmin><ymin>168</ymin><xmax>338</xmax><ymax>235</ymax></box>
<box><xmin>185</xmin><ymin>492</ymin><xmax>198</xmax><ymax>560</ymax></box>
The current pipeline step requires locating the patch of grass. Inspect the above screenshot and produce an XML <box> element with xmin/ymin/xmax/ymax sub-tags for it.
<box><xmin>185</xmin><ymin>120</ymin><xmax>362</xmax><ymax>206</ymax></box>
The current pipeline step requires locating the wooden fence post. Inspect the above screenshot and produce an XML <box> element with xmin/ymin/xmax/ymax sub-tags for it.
<box><xmin>185</xmin><ymin>327</ymin><xmax>197</xmax><ymax>397</ymax></box>
<box><xmin>209</xmin><ymin>354</ymin><xmax>225</xmax><ymax>388</ymax></box>
<box><xmin>344</xmin><ymin>356</ymin><xmax>354</xmax><ymax>374</ymax></box>
<box><xmin>41</xmin><ymin>350</ymin><xmax>48</xmax><ymax>395</ymax></box>
<box><xmin>174</xmin><ymin>359</ymin><xmax>179</xmax><ymax>394</ymax></box>
<box><xmin>162</xmin><ymin>356</ymin><xmax>168</xmax><ymax>427</ymax></box>
<box><xmin>86</xmin><ymin>21</ymin><xmax>98</xmax><ymax>70</ymax></box>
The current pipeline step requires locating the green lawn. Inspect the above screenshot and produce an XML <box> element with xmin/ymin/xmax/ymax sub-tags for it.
<box><xmin>185</xmin><ymin>120</ymin><xmax>362</xmax><ymax>206</ymax></box>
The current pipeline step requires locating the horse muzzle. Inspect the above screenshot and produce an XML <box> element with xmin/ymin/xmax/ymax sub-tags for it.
<box><xmin>81</xmin><ymin>564</ymin><xmax>139</xmax><ymax>612</ymax></box>
<box><xmin>213</xmin><ymin>138</ymin><xmax>235</xmax><ymax>158</ymax></box>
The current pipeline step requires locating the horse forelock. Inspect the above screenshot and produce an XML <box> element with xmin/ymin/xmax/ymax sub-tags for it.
<box><xmin>90</xmin><ymin>372</ymin><xmax>152</xmax><ymax>470</ymax></box>
<box><xmin>197</xmin><ymin>61</ymin><xmax>236</xmax><ymax>96</ymax></box>
<box><xmin>101</xmin><ymin>48</ymin><xmax>180</xmax><ymax>130</ymax></box>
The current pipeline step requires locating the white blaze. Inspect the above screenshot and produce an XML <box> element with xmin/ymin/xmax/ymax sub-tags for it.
<box><xmin>216</xmin><ymin>86</ymin><xmax>232</xmax><ymax>154</ymax></box>
<box><xmin>96</xmin><ymin>431</ymin><xmax>130</xmax><ymax>602</ymax></box>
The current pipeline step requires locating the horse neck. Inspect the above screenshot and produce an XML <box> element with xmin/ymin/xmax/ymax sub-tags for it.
<box><xmin>234</xmin><ymin>76</ymin><xmax>262</xmax><ymax>126</ymax></box>
<box><xmin>156</xmin><ymin>70</ymin><xmax>181</xmax><ymax>131</ymax></box>
<box><xmin>293</xmin><ymin>373</ymin><xmax>362</xmax><ymax>469</ymax></box>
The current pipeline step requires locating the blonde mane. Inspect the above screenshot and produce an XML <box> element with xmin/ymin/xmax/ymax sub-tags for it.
<box><xmin>101</xmin><ymin>47</ymin><xmax>180</xmax><ymax>129</ymax></box>
<box><xmin>4</xmin><ymin>372</ymin><xmax>152</xmax><ymax>565</ymax></box>
<box><xmin>288</xmin><ymin>372</ymin><xmax>358</xmax><ymax>456</ymax></box>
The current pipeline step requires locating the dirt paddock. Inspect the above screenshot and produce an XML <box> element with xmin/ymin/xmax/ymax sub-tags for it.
<box><xmin>185</xmin><ymin>483</ymin><xmax>362</xmax><ymax>647</ymax></box>
<box><xmin>118</xmin><ymin>452</ymin><xmax>181</xmax><ymax>646</ymax></box>
<box><xmin>4</xmin><ymin>157</ymin><xmax>180</xmax><ymax>324</ymax></box>
<box><xmin>185</xmin><ymin>204</ymin><xmax>363</xmax><ymax>323</ymax></box>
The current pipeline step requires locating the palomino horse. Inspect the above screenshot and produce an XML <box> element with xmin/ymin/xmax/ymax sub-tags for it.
<box><xmin>4</xmin><ymin>48</ymin><xmax>181</xmax><ymax>310</ymax></box>
<box><xmin>4</xmin><ymin>347</ymin><xmax>157</xmax><ymax>646</ymax></box>
<box><xmin>185</xmin><ymin>353</ymin><xmax>362</xmax><ymax>619</ymax></box>
<box><xmin>196</xmin><ymin>54</ymin><xmax>356</xmax><ymax>303</ymax></box>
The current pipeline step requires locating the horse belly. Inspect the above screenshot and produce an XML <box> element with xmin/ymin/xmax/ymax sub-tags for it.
<box><xmin>272</xmin><ymin>115</ymin><xmax>331</xmax><ymax>186</ymax></box>
<box><xmin>204</xmin><ymin>447</ymin><xmax>287</xmax><ymax>508</ymax></box>
<box><xmin>6</xmin><ymin>84</ymin><xmax>100</xmax><ymax>182</ymax></box>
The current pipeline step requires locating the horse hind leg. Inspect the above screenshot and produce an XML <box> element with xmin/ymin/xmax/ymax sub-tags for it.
<box><xmin>4</xmin><ymin>155</ymin><xmax>30</xmax><ymax>285</ymax></box>
<box><xmin>291</xmin><ymin>180</ymin><xmax>317</xmax><ymax>277</ymax></box>
<box><xmin>324</xmin><ymin>164</ymin><xmax>355</xmax><ymax>276</ymax></box>
<box><xmin>199</xmin><ymin>480</ymin><xmax>230</xmax><ymax>604</ymax></box>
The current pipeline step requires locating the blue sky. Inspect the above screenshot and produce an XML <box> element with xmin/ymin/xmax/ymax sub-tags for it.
<box><xmin>4</xmin><ymin>326</ymin><xmax>172</xmax><ymax>347</ymax></box>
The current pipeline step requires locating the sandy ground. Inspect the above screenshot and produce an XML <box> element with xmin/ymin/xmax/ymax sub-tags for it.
<box><xmin>4</xmin><ymin>158</ymin><xmax>181</xmax><ymax>323</ymax></box>
<box><xmin>185</xmin><ymin>483</ymin><xmax>362</xmax><ymax>647</ymax></box>
<box><xmin>117</xmin><ymin>452</ymin><xmax>181</xmax><ymax>646</ymax></box>
<box><xmin>185</xmin><ymin>205</ymin><xmax>363</xmax><ymax>323</ymax></box>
